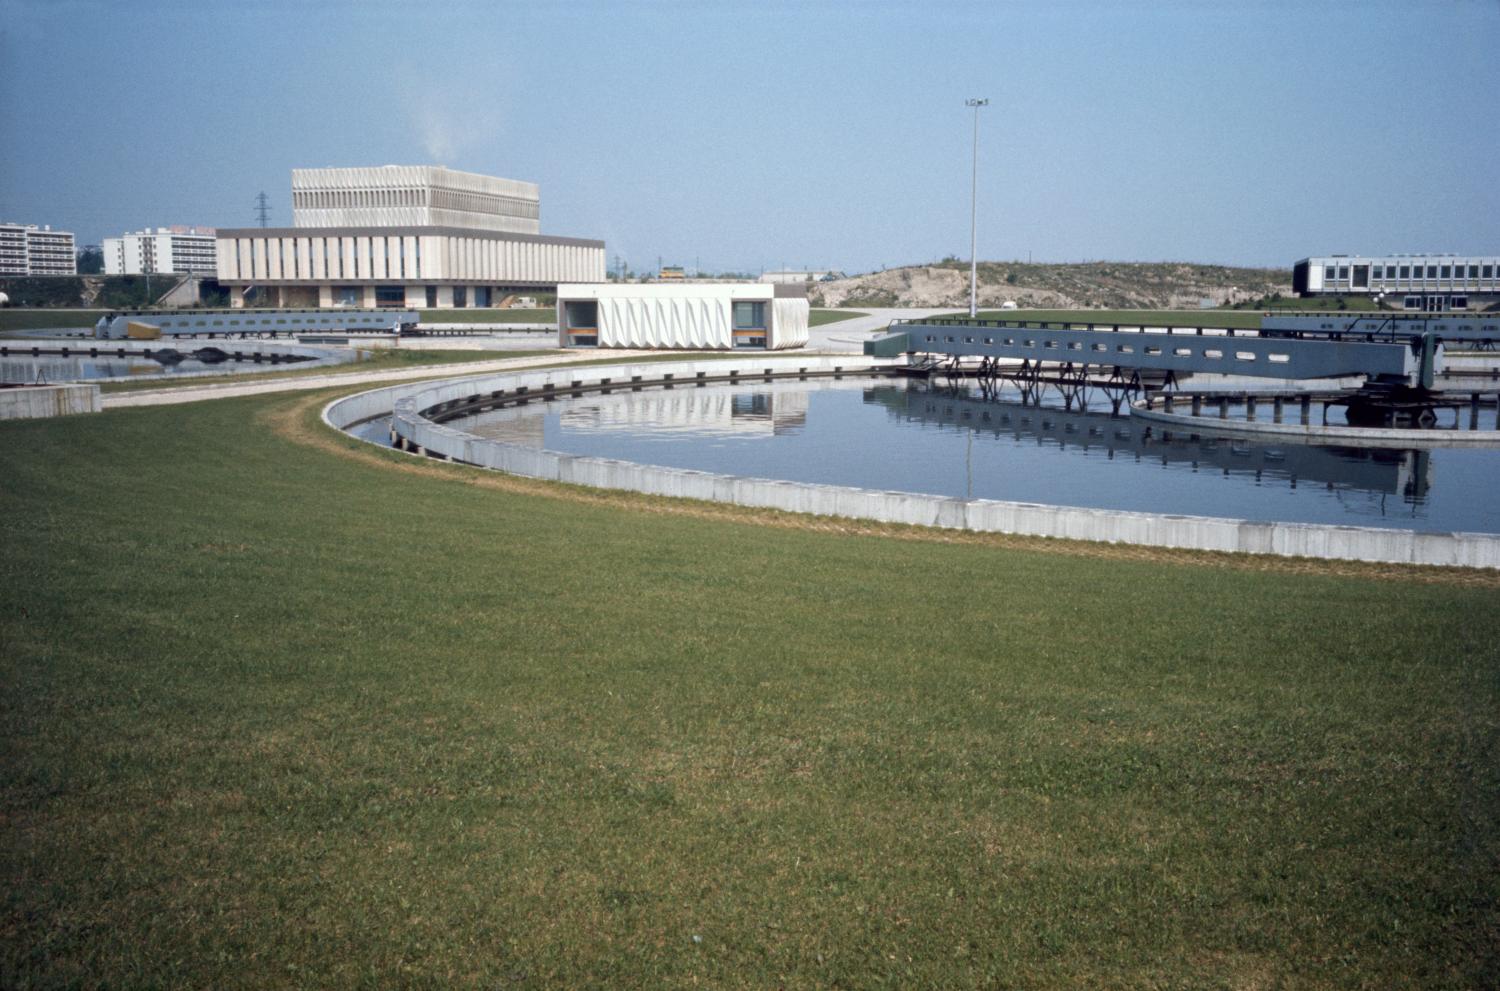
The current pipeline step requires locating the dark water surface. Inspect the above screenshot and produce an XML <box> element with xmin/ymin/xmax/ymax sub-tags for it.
<box><xmin>437</xmin><ymin>376</ymin><xmax>1500</xmax><ymax>534</ymax></box>
<box><xmin>0</xmin><ymin>353</ymin><xmax>317</xmax><ymax>383</ymax></box>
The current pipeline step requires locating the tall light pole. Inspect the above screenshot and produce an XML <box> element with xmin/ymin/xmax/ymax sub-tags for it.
<box><xmin>966</xmin><ymin>97</ymin><xmax>988</xmax><ymax>319</ymax></box>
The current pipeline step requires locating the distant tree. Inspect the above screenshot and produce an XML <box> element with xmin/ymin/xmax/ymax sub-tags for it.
<box><xmin>77</xmin><ymin>246</ymin><xmax>104</xmax><ymax>274</ymax></box>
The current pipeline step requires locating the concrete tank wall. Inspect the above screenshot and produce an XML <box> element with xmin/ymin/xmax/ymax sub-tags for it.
<box><xmin>0</xmin><ymin>384</ymin><xmax>101</xmax><ymax>420</ymax></box>
<box><xmin>325</xmin><ymin>358</ymin><xmax>1500</xmax><ymax>570</ymax></box>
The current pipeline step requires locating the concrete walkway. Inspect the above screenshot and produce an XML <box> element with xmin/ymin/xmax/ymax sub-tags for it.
<box><xmin>810</xmin><ymin>308</ymin><xmax>954</xmax><ymax>350</ymax></box>
<box><xmin>103</xmin><ymin>351</ymin><xmax>656</xmax><ymax>408</ymax></box>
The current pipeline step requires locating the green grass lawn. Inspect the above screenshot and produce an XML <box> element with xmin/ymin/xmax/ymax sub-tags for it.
<box><xmin>809</xmin><ymin>309</ymin><xmax>868</xmax><ymax>326</ymax></box>
<box><xmin>94</xmin><ymin>348</ymin><xmax>557</xmax><ymax>393</ymax></box>
<box><xmin>2</xmin><ymin>391</ymin><xmax>1497</xmax><ymax>988</ymax></box>
<box><xmin>0</xmin><ymin>309</ymin><xmax>110</xmax><ymax>333</ymax></box>
<box><xmin>1236</xmin><ymin>295</ymin><xmax>1386</xmax><ymax>313</ymax></box>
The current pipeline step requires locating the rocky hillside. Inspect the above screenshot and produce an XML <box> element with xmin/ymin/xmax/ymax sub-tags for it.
<box><xmin>811</xmin><ymin>261</ymin><xmax>1292</xmax><ymax>310</ymax></box>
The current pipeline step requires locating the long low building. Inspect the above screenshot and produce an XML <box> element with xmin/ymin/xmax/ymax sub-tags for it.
<box><xmin>557</xmin><ymin>283</ymin><xmax>809</xmax><ymax>350</ymax></box>
<box><xmin>216</xmin><ymin>165</ymin><xmax>606</xmax><ymax>309</ymax></box>
<box><xmin>1293</xmin><ymin>254</ymin><xmax>1500</xmax><ymax>312</ymax></box>
<box><xmin>215</xmin><ymin>226</ymin><xmax>605</xmax><ymax>308</ymax></box>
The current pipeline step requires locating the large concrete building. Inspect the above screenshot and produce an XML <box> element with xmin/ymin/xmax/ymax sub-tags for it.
<box><xmin>1</xmin><ymin>223</ymin><xmax>77</xmax><ymax>276</ymax></box>
<box><xmin>103</xmin><ymin>226</ymin><xmax>218</xmax><ymax>276</ymax></box>
<box><xmin>291</xmin><ymin>165</ymin><xmax>539</xmax><ymax>235</ymax></box>
<box><xmin>216</xmin><ymin>165</ymin><xmax>604</xmax><ymax>309</ymax></box>
<box><xmin>1293</xmin><ymin>254</ymin><xmax>1500</xmax><ymax>312</ymax></box>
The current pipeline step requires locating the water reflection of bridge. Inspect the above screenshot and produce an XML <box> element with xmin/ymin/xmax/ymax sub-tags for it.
<box><xmin>866</xmin><ymin>382</ymin><xmax>1430</xmax><ymax>502</ymax></box>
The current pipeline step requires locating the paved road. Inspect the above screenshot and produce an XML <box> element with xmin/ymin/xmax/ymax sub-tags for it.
<box><xmin>809</xmin><ymin>308</ymin><xmax>954</xmax><ymax>350</ymax></box>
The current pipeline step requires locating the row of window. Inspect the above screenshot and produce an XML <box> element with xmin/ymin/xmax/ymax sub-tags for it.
<box><xmin>237</xmin><ymin>235</ymin><xmax>422</xmax><ymax>282</ymax></box>
<box><xmin>1324</xmin><ymin>262</ymin><xmax>1497</xmax><ymax>282</ymax></box>
<box><xmin>292</xmin><ymin>186</ymin><xmax>539</xmax><ymax>219</ymax></box>
<box><xmin>227</xmin><ymin>235</ymin><xmax>598</xmax><ymax>283</ymax></box>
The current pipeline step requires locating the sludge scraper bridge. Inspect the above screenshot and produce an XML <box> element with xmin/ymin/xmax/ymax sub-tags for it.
<box><xmin>863</xmin><ymin>315</ymin><xmax>1459</xmax><ymax>386</ymax></box>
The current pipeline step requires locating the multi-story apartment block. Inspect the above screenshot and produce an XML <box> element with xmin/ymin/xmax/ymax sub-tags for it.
<box><xmin>103</xmin><ymin>226</ymin><xmax>218</xmax><ymax>276</ymax></box>
<box><xmin>0</xmin><ymin>223</ymin><xmax>77</xmax><ymax>276</ymax></box>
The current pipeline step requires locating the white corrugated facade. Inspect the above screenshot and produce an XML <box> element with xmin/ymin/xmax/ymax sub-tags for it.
<box><xmin>557</xmin><ymin>283</ymin><xmax>810</xmax><ymax>351</ymax></box>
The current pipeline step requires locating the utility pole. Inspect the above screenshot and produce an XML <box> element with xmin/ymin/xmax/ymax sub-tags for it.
<box><xmin>966</xmin><ymin>97</ymin><xmax>988</xmax><ymax>319</ymax></box>
<box><xmin>254</xmin><ymin>192</ymin><xmax>271</xmax><ymax>228</ymax></box>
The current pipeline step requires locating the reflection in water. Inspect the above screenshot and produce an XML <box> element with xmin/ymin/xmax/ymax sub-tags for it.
<box><xmin>466</xmin><ymin>377</ymin><xmax>868</xmax><ymax>445</ymax></box>
<box><xmin>0</xmin><ymin>353</ymin><xmax>316</xmax><ymax>383</ymax></box>
<box><xmin>557</xmin><ymin>387</ymin><xmax>808</xmax><ymax>438</ymax></box>
<box><xmin>440</xmin><ymin>376</ymin><xmax>1498</xmax><ymax>534</ymax></box>
<box><xmin>882</xmin><ymin>382</ymin><xmax>1431</xmax><ymax>506</ymax></box>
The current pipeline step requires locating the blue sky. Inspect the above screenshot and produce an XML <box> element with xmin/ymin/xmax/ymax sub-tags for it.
<box><xmin>2</xmin><ymin>0</ymin><xmax>1496</xmax><ymax>274</ymax></box>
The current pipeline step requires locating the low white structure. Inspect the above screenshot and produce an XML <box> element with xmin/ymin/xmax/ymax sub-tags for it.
<box><xmin>556</xmin><ymin>283</ymin><xmax>809</xmax><ymax>350</ymax></box>
<box><xmin>1293</xmin><ymin>254</ymin><xmax>1500</xmax><ymax>311</ymax></box>
<box><xmin>760</xmin><ymin>269</ymin><xmax>842</xmax><ymax>284</ymax></box>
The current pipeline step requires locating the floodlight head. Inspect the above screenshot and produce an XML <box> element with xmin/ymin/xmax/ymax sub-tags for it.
<box><xmin>966</xmin><ymin>98</ymin><xmax>989</xmax><ymax>107</ymax></box>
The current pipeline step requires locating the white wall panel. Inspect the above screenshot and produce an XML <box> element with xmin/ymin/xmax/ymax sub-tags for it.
<box><xmin>771</xmin><ymin>298</ymin><xmax>810</xmax><ymax>350</ymax></box>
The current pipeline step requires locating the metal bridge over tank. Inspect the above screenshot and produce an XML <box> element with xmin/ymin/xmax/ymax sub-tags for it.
<box><xmin>866</xmin><ymin>317</ymin><xmax>1427</xmax><ymax>384</ymax></box>
<box><xmin>1258</xmin><ymin>313</ymin><xmax>1500</xmax><ymax>348</ymax></box>
<box><xmin>863</xmin><ymin>383</ymin><xmax>1428</xmax><ymax>500</ymax></box>
<box><xmin>94</xmin><ymin>307</ymin><xmax>418</xmax><ymax>340</ymax></box>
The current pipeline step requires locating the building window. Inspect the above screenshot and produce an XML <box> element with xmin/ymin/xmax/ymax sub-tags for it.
<box><xmin>1400</xmin><ymin>265</ymin><xmax>1410</xmax><ymax>279</ymax></box>
<box><xmin>1372</xmin><ymin>266</ymin><xmax>1383</xmax><ymax>280</ymax></box>
<box><xmin>1323</xmin><ymin>265</ymin><xmax>1335</xmax><ymax>281</ymax></box>
<box><xmin>1426</xmin><ymin>265</ymin><xmax>1438</xmax><ymax>279</ymax></box>
<box><xmin>453</xmin><ymin>286</ymin><xmax>467</xmax><ymax>308</ymax></box>
<box><xmin>1440</xmin><ymin>265</ymin><xmax>1452</xmax><ymax>279</ymax></box>
<box><xmin>563</xmin><ymin>300</ymin><xmax>598</xmax><ymax>346</ymax></box>
<box><xmin>733</xmin><ymin>301</ymin><xmax>767</xmax><ymax>348</ymax></box>
<box><xmin>1337</xmin><ymin>266</ymin><xmax>1348</xmax><ymax>281</ymax></box>
<box><xmin>375</xmin><ymin>286</ymin><xmax>405</xmax><ymax>308</ymax></box>
<box><xmin>1484</xmin><ymin>265</ymin><xmax>1494</xmax><ymax>279</ymax></box>
<box><xmin>733</xmin><ymin>301</ymin><xmax>766</xmax><ymax>330</ymax></box>
<box><xmin>1468</xmin><ymin>265</ymin><xmax>1479</xmax><ymax>279</ymax></box>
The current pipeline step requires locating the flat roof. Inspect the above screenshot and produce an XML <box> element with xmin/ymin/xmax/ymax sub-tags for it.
<box><xmin>218</xmin><ymin>226</ymin><xmax>603</xmax><ymax>249</ymax></box>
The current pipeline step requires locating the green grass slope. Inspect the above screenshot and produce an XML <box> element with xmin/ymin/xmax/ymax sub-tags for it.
<box><xmin>2</xmin><ymin>391</ymin><xmax>1497</xmax><ymax>988</ymax></box>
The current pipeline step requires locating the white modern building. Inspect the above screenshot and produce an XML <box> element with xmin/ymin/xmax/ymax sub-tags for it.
<box><xmin>557</xmin><ymin>283</ymin><xmax>810</xmax><ymax>350</ymax></box>
<box><xmin>1293</xmin><ymin>254</ymin><xmax>1500</xmax><ymax>311</ymax></box>
<box><xmin>216</xmin><ymin>165</ymin><xmax>604</xmax><ymax>309</ymax></box>
<box><xmin>0</xmin><ymin>223</ymin><xmax>77</xmax><ymax>276</ymax></box>
<box><xmin>103</xmin><ymin>226</ymin><xmax>218</xmax><ymax>276</ymax></box>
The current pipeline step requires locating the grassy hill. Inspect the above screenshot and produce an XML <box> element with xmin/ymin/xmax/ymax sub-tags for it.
<box><xmin>814</xmin><ymin>261</ymin><xmax>1293</xmax><ymax>311</ymax></box>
